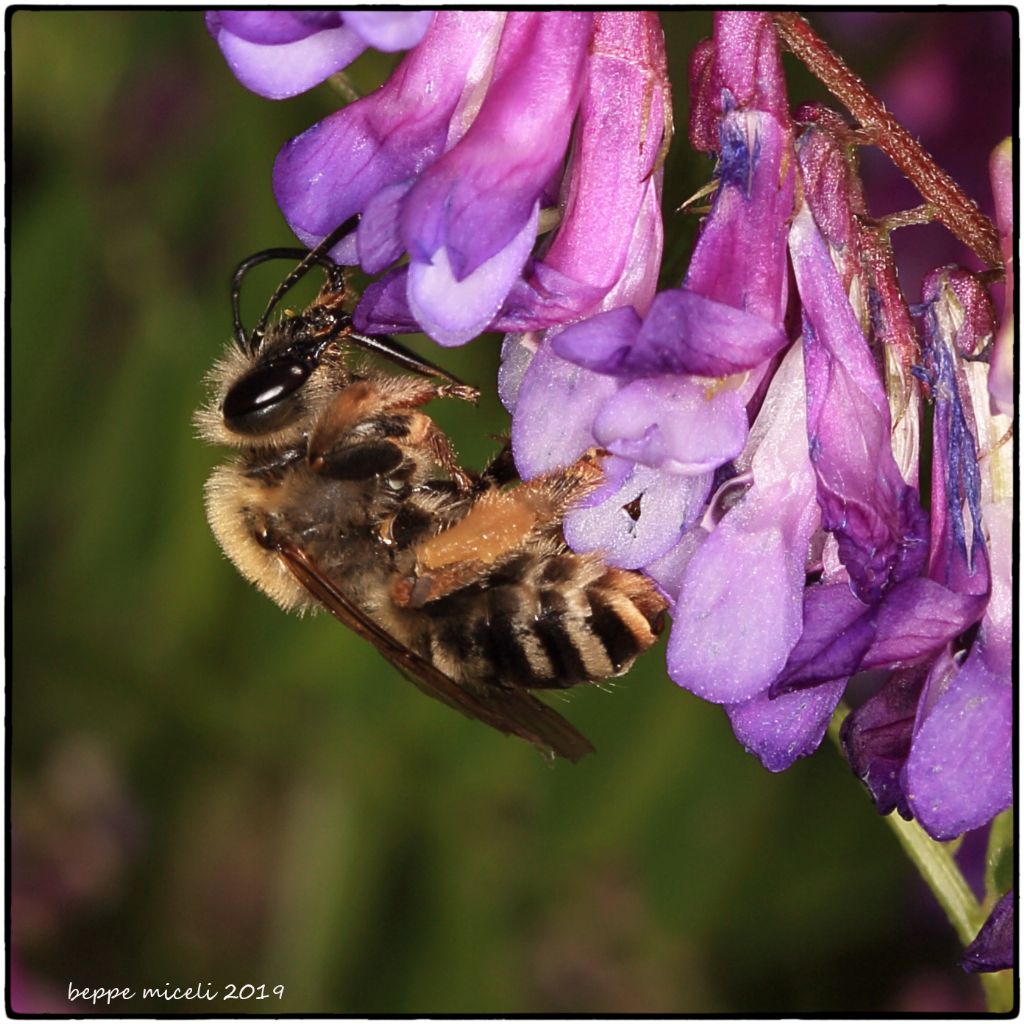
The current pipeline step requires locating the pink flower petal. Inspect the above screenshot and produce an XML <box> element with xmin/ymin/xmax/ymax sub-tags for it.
<box><xmin>407</xmin><ymin>202</ymin><xmax>539</xmax><ymax>346</ymax></box>
<box><xmin>727</xmin><ymin>679</ymin><xmax>845</xmax><ymax>772</ymax></box>
<box><xmin>213</xmin><ymin>21</ymin><xmax>365</xmax><ymax>100</ymax></box>
<box><xmin>592</xmin><ymin>376</ymin><xmax>749</xmax><ymax>474</ymax></box>
<box><xmin>341</xmin><ymin>11</ymin><xmax>435</xmax><ymax>51</ymax></box>
<box><xmin>904</xmin><ymin>652</ymin><xmax>1012</xmax><ymax>840</ymax></box>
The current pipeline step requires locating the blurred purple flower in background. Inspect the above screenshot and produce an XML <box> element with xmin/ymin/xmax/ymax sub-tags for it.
<box><xmin>12</xmin><ymin>735</ymin><xmax>145</xmax><ymax>1013</ymax></box>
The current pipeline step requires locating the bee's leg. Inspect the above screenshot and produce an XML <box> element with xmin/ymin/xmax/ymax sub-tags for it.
<box><xmin>310</xmin><ymin>377</ymin><xmax>473</xmax><ymax>456</ymax></box>
<box><xmin>399</xmin><ymin>412</ymin><xmax>477</xmax><ymax>493</ymax></box>
<box><xmin>393</xmin><ymin>450</ymin><xmax>605</xmax><ymax>608</ymax></box>
<box><xmin>309</xmin><ymin>377</ymin><xmax>476</xmax><ymax>490</ymax></box>
<box><xmin>392</xmin><ymin>558</ymin><xmax>490</xmax><ymax>609</ymax></box>
<box><xmin>311</xmin><ymin>439</ymin><xmax>406</xmax><ymax>481</ymax></box>
<box><xmin>476</xmin><ymin>439</ymin><xmax>518</xmax><ymax>491</ymax></box>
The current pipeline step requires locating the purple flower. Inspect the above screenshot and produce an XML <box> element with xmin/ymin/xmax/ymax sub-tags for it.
<box><xmin>840</xmin><ymin>266</ymin><xmax>1010</xmax><ymax>840</ymax></box>
<box><xmin>839</xmin><ymin>668</ymin><xmax>926</xmax><ymax>818</ymax></box>
<box><xmin>288</xmin><ymin>11</ymin><xmax>597</xmax><ymax>346</ymax></box>
<box><xmin>727</xmin><ymin>679</ymin><xmax>847</xmax><ymax>774</ymax></box>
<box><xmin>899</xmin><ymin>271</ymin><xmax>1011</xmax><ymax>840</ymax></box>
<box><xmin>209</xmin><ymin>9</ymin><xmax>1015</xmax><ymax>832</ymax></box>
<box><xmin>494</xmin><ymin>12</ymin><xmax>669</xmax><ymax>332</ymax></box>
<box><xmin>503</xmin><ymin>178</ymin><xmax>675</xmax><ymax>563</ymax></box>
<box><xmin>555</xmin><ymin>12</ymin><xmax>794</xmax><ymax>383</ymax></box>
<box><xmin>960</xmin><ymin>890</ymin><xmax>1015</xmax><ymax>973</ymax></box>
<box><xmin>790</xmin><ymin>204</ymin><xmax>930</xmax><ymax>604</ymax></box>
<box><xmin>356</xmin><ymin>12</ymin><xmax>674</xmax><ymax>347</ymax></box>
<box><xmin>794</xmin><ymin>105</ymin><xmax>928</xmax><ymax>497</ymax></box>
<box><xmin>758</xmin><ymin>141</ymin><xmax>991</xmax><ymax>792</ymax></box>
<box><xmin>904</xmin><ymin>643</ymin><xmax>1011</xmax><ymax>840</ymax></box>
<box><xmin>506</xmin><ymin>13</ymin><xmax>818</xmax><ymax>764</ymax></box>
<box><xmin>391</xmin><ymin>12</ymin><xmax>593</xmax><ymax>345</ymax></box>
<box><xmin>210</xmin><ymin>12</ymin><xmax>675</xmax><ymax>348</ymax></box>
<box><xmin>206</xmin><ymin>10</ymin><xmax>434</xmax><ymax>99</ymax></box>
<box><xmin>498</xmin><ymin>19</ymin><xmax>677</xmax><ymax>570</ymax></box>
<box><xmin>669</xmin><ymin>344</ymin><xmax>819</xmax><ymax>707</ymax></box>
<box><xmin>792</xmin><ymin>107</ymin><xmax>865</xmax><ymax>275</ymax></box>
<box><xmin>506</xmin><ymin>14</ymin><xmax>873</xmax><ymax>770</ymax></box>
<box><xmin>500</xmin><ymin>12</ymin><xmax>1014</xmax><ymax>794</ymax></box>
<box><xmin>272</xmin><ymin>12</ymin><xmax>508</xmax><ymax>264</ymax></box>
<box><xmin>688</xmin><ymin>10</ymin><xmax>790</xmax><ymax>148</ymax></box>
<box><xmin>522</xmin><ymin>11</ymin><xmax>794</xmax><ymax>531</ymax></box>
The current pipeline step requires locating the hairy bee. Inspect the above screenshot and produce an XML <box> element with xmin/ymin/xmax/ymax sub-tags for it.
<box><xmin>197</xmin><ymin>220</ymin><xmax>667</xmax><ymax>761</ymax></box>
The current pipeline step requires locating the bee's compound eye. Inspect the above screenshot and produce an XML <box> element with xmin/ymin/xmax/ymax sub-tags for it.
<box><xmin>222</xmin><ymin>359</ymin><xmax>311</xmax><ymax>435</ymax></box>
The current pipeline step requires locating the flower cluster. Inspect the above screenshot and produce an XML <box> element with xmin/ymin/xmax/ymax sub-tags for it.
<box><xmin>209</xmin><ymin>9</ymin><xmax>1013</xmax><ymax>974</ymax></box>
<box><xmin>211</xmin><ymin>10</ymin><xmax>670</xmax><ymax>348</ymax></box>
<box><xmin>506</xmin><ymin>12</ymin><xmax>1013</xmax><ymax>839</ymax></box>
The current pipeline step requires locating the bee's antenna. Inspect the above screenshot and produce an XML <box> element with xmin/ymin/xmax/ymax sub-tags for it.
<box><xmin>231</xmin><ymin>215</ymin><xmax>359</xmax><ymax>353</ymax></box>
<box><xmin>229</xmin><ymin>215</ymin><xmax>473</xmax><ymax>390</ymax></box>
<box><xmin>251</xmin><ymin>216</ymin><xmax>359</xmax><ymax>348</ymax></box>
<box><xmin>231</xmin><ymin>247</ymin><xmax>312</xmax><ymax>352</ymax></box>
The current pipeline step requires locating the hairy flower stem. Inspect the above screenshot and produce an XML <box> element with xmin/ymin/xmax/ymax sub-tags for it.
<box><xmin>773</xmin><ymin>12</ymin><xmax>1003</xmax><ymax>271</ymax></box>
<box><xmin>827</xmin><ymin>706</ymin><xmax>1012</xmax><ymax>1012</ymax></box>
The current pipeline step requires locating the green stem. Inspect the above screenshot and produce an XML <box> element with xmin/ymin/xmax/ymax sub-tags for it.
<box><xmin>882</xmin><ymin>802</ymin><xmax>978</xmax><ymax>946</ymax></box>
<box><xmin>979</xmin><ymin>969</ymin><xmax>1015</xmax><ymax>1014</ymax></box>
<box><xmin>826</xmin><ymin>706</ymin><xmax>1012</xmax><ymax>1012</ymax></box>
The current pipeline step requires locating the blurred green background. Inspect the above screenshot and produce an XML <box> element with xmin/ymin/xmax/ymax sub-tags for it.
<box><xmin>11</xmin><ymin>10</ymin><xmax>1009</xmax><ymax>1015</ymax></box>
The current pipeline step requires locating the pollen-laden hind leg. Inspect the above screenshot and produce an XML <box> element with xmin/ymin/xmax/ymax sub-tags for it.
<box><xmin>394</xmin><ymin>449</ymin><xmax>606</xmax><ymax>608</ymax></box>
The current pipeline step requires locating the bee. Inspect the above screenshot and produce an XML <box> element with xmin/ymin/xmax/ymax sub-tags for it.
<box><xmin>196</xmin><ymin>218</ymin><xmax>667</xmax><ymax>761</ymax></box>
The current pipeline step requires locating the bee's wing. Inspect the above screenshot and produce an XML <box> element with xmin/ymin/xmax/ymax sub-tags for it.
<box><xmin>274</xmin><ymin>539</ymin><xmax>595</xmax><ymax>763</ymax></box>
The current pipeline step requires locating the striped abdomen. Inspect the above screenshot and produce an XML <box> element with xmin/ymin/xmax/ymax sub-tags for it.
<box><xmin>422</xmin><ymin>552</ymin><xmax>666</xmax><ymax>690</ymax></box>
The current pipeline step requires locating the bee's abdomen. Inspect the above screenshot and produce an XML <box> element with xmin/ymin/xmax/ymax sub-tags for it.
<box><xmin>425</xmin><ymin>554</ymin><xmax>666</xmax><ymax>690</ymax></box>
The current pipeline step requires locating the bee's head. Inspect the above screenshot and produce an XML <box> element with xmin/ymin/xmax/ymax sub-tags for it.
<box><xmin>198</xmin><ymin>219</ymin><xmax>358</xmax><ymax>449</ymax></box>
<box><xmin>195</xmin><ymin>318</ymin><xmax>345</xmax><ymax>449</ymax></box>
<box><xmin>197</xmin><ymin>216</ymin><xmax>468</xmax><ymax>449</ymax></box>
<box><xmin>222</xmin><ymin>322</ymin><xmax>331</xmax><ymax>435</ymax></box>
